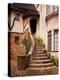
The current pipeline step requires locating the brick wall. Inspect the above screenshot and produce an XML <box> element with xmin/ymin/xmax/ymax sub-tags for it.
<box><xmin>8</xmin><ymin>32</ymin><xmax>26</xmax><ymax>59</ymax></box>
<box><xmin>8</xmin><ymin>30</ymin><xmax>31</xmax><ymax>76</ymax></box>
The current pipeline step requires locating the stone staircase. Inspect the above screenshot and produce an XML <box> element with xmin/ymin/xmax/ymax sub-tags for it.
<box><xmin>25</xmin><ymin>40</ymin><xmax>58</xmax><ymax>76</ymax></box>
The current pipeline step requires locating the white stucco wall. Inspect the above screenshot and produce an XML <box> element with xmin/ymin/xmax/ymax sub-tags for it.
<box><xmin>9</xmin><ymin>12</ymin><xmax>23</xmax><ymax>33</ymax></box>
<box><xmin>35</xmin><ymin>5</ymin><xmax>59</xmax><ymax>59</ymax></box>
<box><xmin>47</xmin><ymin>15</ymin><xmax>58</xmax><ymax>31</ymax></box>
<box><xmin>46</xmin><ymin>15</ymin><xmax>59</xmax><ymax>51</ymax></box>
<box><xmin>23</xmin><ymin>18</ymin><xmax>30</xmax><ymax>32</ymax></box>
<box><xmin>46</xmin><ymin>15</ymin><xmax>59</xmax><ymax>59</ymax></box>
<box><xmin>50</xmin><ymin>52</ymin><xmax>58</xmax><ymax>59</ymax></box>
<box><xmin>36</xmin><ymin>5</ymin><xmax>47</xmax><ymax>49</ymax></box>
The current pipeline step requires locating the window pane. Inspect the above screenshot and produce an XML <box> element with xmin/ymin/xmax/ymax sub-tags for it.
<box><xmin>48</xmin><ymin>31</ymin><xmax>52</xmax><ymax>51</ymax></box>
<box><xmin>54</xmin><ymin>30</ymin><xmax>58</xmax><ymax>51</ymax></box>
<box><xmin>15</xmin><ymin>36</ymin><xmax>19</xmax><ymax>45</ymax></box>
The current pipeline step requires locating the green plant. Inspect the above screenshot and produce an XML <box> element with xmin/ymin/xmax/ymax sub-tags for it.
<box><xmin>47</xmin><ymin>53</ymin><xmax>59</xmax><ymax>66</ymax></box>
<box><xmin>51</xmin><ymin>56</ymin><xmax>59</xmax><ymax>66</ymax></box>
<box><xmin>35</xmin><ymin>36</ymin><xmax>43</xmax><ymax>44</ymax></box>
<box><xmin>54</xmin><ymin>58</ymin><xmax>59</xmax><ymax>66</ymax></box>
<box><xmin>23</xmin><ymin>39</ymin><xmax>31</xmax><ymax>54</ymax></box>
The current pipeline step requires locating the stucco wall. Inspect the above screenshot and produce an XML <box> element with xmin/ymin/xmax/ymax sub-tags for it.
<box><xmin>50</xmin><ymin>52</ymin><xmax>58</xmax><ymax>59</ymax></box>
<box><xmin>9</xmin><ymin>12</ymin><xmax>23</xmax><ymax>33</ymax></box>
<box><xmin>47</xmin><ymin>15</ymin><xmax>58</xmax><ymax>31</ymax></box>
<box><xmin>46</xmin><ymin>15</ymin><xmax>58</xmax><ymax>51</ymax></box>
<box><xmin>46</xmin><ymin>15</ymin><xmax>59</xmax><ymax>59</ymax></box>
<box><xmin>35</xmin><ymin>5</ymin><xmax>59</xmax><ymax>59</ymax></box>
<box><xmin>36</xmin><ymin>5</ymin><xmax>47</xmax><ymax>49</ymax></box>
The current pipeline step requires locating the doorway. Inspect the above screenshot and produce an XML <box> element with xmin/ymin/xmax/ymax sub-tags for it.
<box><xmin>30</xmin><ymin>18</ymin><xmax>37</xmax><ymax>35</ymax></box>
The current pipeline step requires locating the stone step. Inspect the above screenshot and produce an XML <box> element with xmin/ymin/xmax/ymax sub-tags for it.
<box><xmin>31</xmin><ymin>59</ymin><xmax>51</xmax><ymax>62</ymax></box>
<box><xmin>35</xmin><ymin>50</ymin><xmax>43</xmax><ymax>53</ymax></box>
<box><xmin>35</xmin><ymin>48</ymin><xmax>43</xmax><ymax>49</ymax></box>
<box><xmin>35</xmin><ymin>46</ymin><xmax>44</xmax><ymax>48</ymax></box>
<box><xmin>34</xmin><ymin>53</ymin><xmax>47</xmax><ymax>56</ymax></box>
<box><xmin>25</xmin><ymin>67</ymin><xmax>58</xmax><ymax>76</ymax></box>
<box><xmin>35</xmin><ymin>44</ymin><xmax>45</xmax><ymax>46</ymax></box>
<box><xmin>33</xmin><ymin>56</ymin><xmax>49</xmax><ymax>60</ymax></box>
<box><xmin>35</xmin><ymin>43</ymin><xmax>44</xmax><ymax>45</ymax></box>
<box><xmin>34</xmin><ymin>55</ymin><xmax>47</xmax><ymax>58</ymax></box>
<box><xmin>27</xmin><ymin>65</ymin><xmax>57</xmax><ymax>71</ymax></box>
<box><xmin>29</xmin><ymin>63</ymin><xmax>54</xmax><ymax>67</ymax></box>
<box><xmin>35</xmin><ymin>51</ymin><xmax>43</xmax><ymax>53</ymax></box>
<box><xmin>33</xmin><ymin>57</ymin><xmax>49</xmax><ymax>60</ymax></box>
<box><xmin>23</xmin><ymin>41</ymin><xmax>58</xmax><ymax>76</ymax></box>
<box><xmin>35</xmin><ymin>49</ymin><xmax>43</xmax><ymax>51</ymax></box>
<box><xmin>31</xmin><ymin>59</ymin><xmax>52</xmax><ymax>64</ymax></box>
<box><xmin>35</xmin><ymin>52</ymin><xmax>46</xmax><ymax>54</ymax></box>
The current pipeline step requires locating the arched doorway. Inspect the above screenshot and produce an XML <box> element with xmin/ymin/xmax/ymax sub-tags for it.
<box><xmin>30</xmin><ymin>18</ymin><xmax>37</xmax><ymax>35</ymax></box>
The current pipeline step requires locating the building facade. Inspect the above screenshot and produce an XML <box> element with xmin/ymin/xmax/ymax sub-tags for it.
<box><xmin>35</xmin><ymin>5</ymin><xmax>59</xmax><ymax>59</ymax></box>
<box><xmin>8</xmin><ymin>3</ymin><xmax>59</xmax><ymax>76</ymax></box>
<box><xmin>8</xmin><ymin>3</ymin><xmax>39</xmax><ymax>76</ymax></box>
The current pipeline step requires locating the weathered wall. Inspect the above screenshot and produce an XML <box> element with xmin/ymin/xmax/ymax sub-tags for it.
<box><xmin>46</xmin><ymin>15</ymin><xmax>59</xmax><ymax>59</ymax></box>
<box><xmin>8</xmin><ymin>30</ymin><xmax>30</xmax><ymax>76</ymax></box>
<box><xmin>47</xmin><ymin>15</ymin><xmax>58</xmax><ymax>31</ymax></box>
<box><xmin>35</xmin><ymin>5</ymin><xmax>59</xmax><ymax>59</ymax></box>
<box><xmin>36</xmin><ymin>5</ymin><xmax>47</xmax><ymax>49</ymax></box>
<box><xmin>8</xmin><ymin>11</ymin><xmax>31</xmax><ymax>76</ymax></box>
<box><xmin>46</xmin><ymin>15</ymin><xmax>58</xmax><ymax>51</ymax></box>
<box><xmin>9</xmin><ymin>12</ymin><xmax>23</xmax><ymax>33</ymax></box>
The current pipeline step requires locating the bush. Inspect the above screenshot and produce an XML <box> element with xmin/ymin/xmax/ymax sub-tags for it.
<box><xmin>50</xmin><ymin>55</ymin><xmax>59</xmax><ymax>66</ymax></box>
<box><xmin>36</xmin><ymin>36</ymin><xmax>43</xmax><ymax>43</ymax></box>
<box><xmin>54</xmin><ymin>58</ymin><xmax>59</xmax><ymax>66</ymax></box>
<box><xmin>35</xmin><ymin>36</ymin><xmax>45</xmax><ymax>47</ymax></box>
<box><xmin>23</xmin><ymin>39</ymin><xmax>31</xmax><ymax>54</ymax></box>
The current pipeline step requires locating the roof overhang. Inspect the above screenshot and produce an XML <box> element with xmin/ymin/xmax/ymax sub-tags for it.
<box><xmin>8</xmin><ymin>3</ymin><xmax>39</xmax><ymax>18</ymax></box>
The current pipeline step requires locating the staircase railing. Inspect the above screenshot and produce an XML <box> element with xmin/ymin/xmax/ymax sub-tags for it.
<box><xmin>26</xmin><ymin>40</ymin><xmax>35</xmax><ymax>68</ymax></box>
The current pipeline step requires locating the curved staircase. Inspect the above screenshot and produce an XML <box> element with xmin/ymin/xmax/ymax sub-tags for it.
<box><xmin>25</xmin><ymin>40</ymin><xmax>58</xmax><ymax>76</ymax></box>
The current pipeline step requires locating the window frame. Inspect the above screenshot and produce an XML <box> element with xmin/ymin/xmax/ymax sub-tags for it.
<box><xmin>47</xmin><ymin>31</ymin><xmax>52</xmax><ymax>51</ymax></box>
<box><xmin>15</xmin><ymin>36</ymin><xmax>19</xmax><ymax>45</ymax></box>
<box><xmin>54</xmin><ymin>29</ymin><xmax>58</xmax><ymax>52</ymax></box>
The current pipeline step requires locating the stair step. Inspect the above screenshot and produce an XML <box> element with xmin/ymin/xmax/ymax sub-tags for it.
<box><xmin>35</xmin><ymin>47</ymin><xmax>43</xmax><ymax>48</ymax></box>
<box><xmin>31</xmin><ymin>59</ymin><xmax>51</xmax><ymax>62</ymax></box>
<box><xmin>35</xmin><ymin>44</ymin><xmax>45</xmax><ymax>47</ymax></box>
<box><xmin>24</xmin><ymin>40</ymin><xmax>58</xmax><ymax>75</ymax></box>
<box><xmin>36</xmin><ymin>46</ymin><xmax>44</xmax><ymax>48</ymax></box>
<box><xmin>29</xmin><ymin>63</ymin><xmax>54</xmax><ymax>67</ymax></box>
<box><xmin>33</xmin><ymin>56</ymin><xmax>49</xmax><ymax>60</ymax></box>
<box><xmin>34</xmin><ymin>53</ymin><xmax>47</xmax><ymax>56</ymax></box>
<box><xmin>35</xmin><ymin>48</ymin><xmax>42</xmax><ymax>50</ymax></box>
<box><xmin>31</xmin><ymin>59</ymin><xmax>52</xmax><ymax>63</ymax></box>
<box><xmin>26</xmin><ymin>67</ymin><xmax>58</xmax><ymax>76</ymax></box>
<box><xmin>27</xmin><ymin>66</ymin><xmax>57</xmax><ymax>71</ymax></box>
<box><xmin>35</xmin><ymin>42</ymin><xmax>43</xmax><ymax>44</ymax></box>
<box><xmin>35</xmin><ymin>50</ymin><xmax>43</xmax><ymax>53</ymax></box>
<box><xmin>35</xmin><ymin>53</ymin><xmax>46</xmax><ymax>55</ymax></box>
<box><xmin>35</xmin><ymin>49</ymin><xmax>43</xmax><ymax>51</ymax></box>
<box><xmin>35</xmin><ymin>51</ymin><xmax>43</xmax><ymax>53</ymax></box>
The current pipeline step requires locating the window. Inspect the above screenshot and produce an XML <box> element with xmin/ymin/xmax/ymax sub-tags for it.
<box><xmin>48</xmin><ymin>31</ymin><xmax>52</xmax><ymax>51</ymax></box>
<box><xmin>46</xmin><ymin>5</ymin><xmax>51</xmax><ymax>16</ymax></box>
<box><xmin>15</xmin><ymin>36</ymin><xmax>19</xmax><ymax>45</ymax></box>
<box><xmin>15</xmin><ymin>13</ymin><xmax>20</xmax><ymax>21</ymax></box>
<box><xmin>54</xmin><ymin>29</ymin><xmax>58</xmax><ymax>51</ymax></box>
